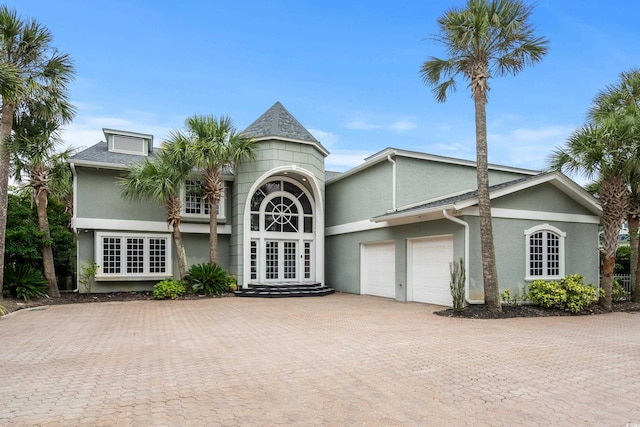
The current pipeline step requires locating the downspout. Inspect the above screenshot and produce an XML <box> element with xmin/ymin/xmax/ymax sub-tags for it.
<box><xmin>442</xmin><ymin>209</ymin><xmax>483</xmax><ymax>304</ymax></box>
<box><xmin>70</xmin><ymin>162</ymin><xmax>80</xmax><ymax>293</ymax></box>
<box><xmin>387</xmin><ymin>154</ymin><xmax>397</xmax><ymax>211</ymax></box>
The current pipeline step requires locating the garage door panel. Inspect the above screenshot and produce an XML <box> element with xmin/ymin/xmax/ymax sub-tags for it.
<box><xmin>361</xmin><ymin>241</ymin><xmax>395</xmax><ymax>298</ymax></box>
<box><xmin>409</xmin><ymin>235</ymin><xmax>453</xmax><ymax>306</ymax></box>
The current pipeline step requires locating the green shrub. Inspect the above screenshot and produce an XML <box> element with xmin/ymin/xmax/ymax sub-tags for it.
<box><xmin>527</xmin><ymin>279</ymin><xmax>566</xmax><ymax>309</ymax></box>
<box><xmin>500</xmin><ymin>288</ymin><xmax>525</xmax><ymax>307</ymax></box>
<box><xmin>612</xmin><ymin>279</ymin><xmax>631</xmax><ymax>302</ymax></box>
<box><xmin>526</xmin><ymin>274</ymin><xmax>599</xmax><ymax>313</ymax></box>
<box><xmin>560</xmin><ymin>274</ymin><xmax>599</xmax><ymax>313</ymax></box>
<box><xmin>0</xmin><ymin>303</ymin><xmax>7</xmax><ymax>316</ymax></box>
<box><xmin>3</xmin><ymin>264</ymin><xmax>49</xmax><ymax>302</ymax></box>
<box><xmin>187</xmin><ymin>263</ymin><xmax>231</xmax><ymax>296</ymax></box>
<box><xmin>153</xmin><ymin>279</ymin><xmax>186</xmax><ymax>300</ymax></box>
<box><xmin>449</xmin><ymin>258</ymin><xmax>465</xmax><ymax>313</ymax></box>
<box><xmin>79</xmin><ymin>261</ymin><xmax>99</xmax><ymax>293</ymax></box>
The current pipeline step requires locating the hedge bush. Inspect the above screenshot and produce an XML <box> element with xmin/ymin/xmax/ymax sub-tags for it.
<box><xmin>527</xmin><ymin>274</ymin><xmax>599</xmax><ymax>313</ymax></box>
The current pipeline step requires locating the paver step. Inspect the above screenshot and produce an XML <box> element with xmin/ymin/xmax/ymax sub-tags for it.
<box><xmin>234</xmin><ymin>282</ymin><xmax>335</xmax><ymax>298</ymax></box>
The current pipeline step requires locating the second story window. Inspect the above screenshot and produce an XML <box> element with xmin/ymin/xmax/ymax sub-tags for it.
<box><xmin>183</xmin><ymin>179</ymin><xmax>225</xmax><ymax>220</ymax></box>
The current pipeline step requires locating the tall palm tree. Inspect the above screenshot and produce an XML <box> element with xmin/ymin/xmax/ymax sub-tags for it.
<box><xmin>589</xmin><ymin>69</ymin><xmax>640</xmax><ymax>303</ymax></box>
<box><xmin>119</xmin><ymin>137</ymin><xmax>194</xmax><ymax>280</ymax></box>
<box><xmin>10</xmin><ymin>114</ymin><xmax>72</xmax><ymax>297</ymax></box>
<box><xmin>183</xmin><ymin>115</ymin><xmax>255</xmax><ymax>264</ymax></box>
<box><xmin>420</xmin><ymin>0</ymin><xmax>548</xmax><ymax>312</ymax></box>
<box><xmin>0</xmin><ymin>6</ymin><xmax>75</xmax><ymax>299</ymax></box>
<box><xmin>549</xmin><ymin>116</ymin><xmax>637</xmax><ymax>311</ymax></box>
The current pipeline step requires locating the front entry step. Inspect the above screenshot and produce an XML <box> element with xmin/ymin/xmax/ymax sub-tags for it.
<box><xmin>234</xmin><ymin>282</ymin><xmax>335</xmax><ymax>298</ymax></box>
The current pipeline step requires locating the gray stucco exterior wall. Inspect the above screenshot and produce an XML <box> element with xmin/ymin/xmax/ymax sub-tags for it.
<box><xmin>231</xmin><ymin>139</ymin><xmax>326</xmax><ymax>286</ymax></box>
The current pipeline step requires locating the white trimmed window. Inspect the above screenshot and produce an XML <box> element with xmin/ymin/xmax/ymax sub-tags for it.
<box><xmin>182</xmin><ymin>179</ymin><xmax>225</xmax><ymax>220</ymax></box>
<box><xmin>525</xmin><ymin>224</ymin><xmax>566</xmax><ymax>280</ymax></box>
<box><xmin>95</xmin><ymin>232</ymin><xmax>172</xmax><ymax>280</ymax></box>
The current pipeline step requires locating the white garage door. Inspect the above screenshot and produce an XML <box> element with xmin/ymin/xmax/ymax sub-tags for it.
<box><xmin>408</xmin><ymin>235</ymin><xmax>454</xmax><ymax>306</ymax></box>
<box><xmin>361</xmin><ymin>241</ymin><xmax>396</xmax><ymax>298</ymax></box>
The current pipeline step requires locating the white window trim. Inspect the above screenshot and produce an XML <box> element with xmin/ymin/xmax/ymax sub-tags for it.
<box><xmin>181</xmin><ymin>179</ymin><xmax>226</xmax><ymax>220</ymax></box>
<box><xmin>249</xmin><ymin>177</ymin><xmax>315</xmax><ymax>283</ymax></box>
<box><xmin>524</xmin><ymin>224</ymin><xmax>566</xmax><ymax>281</ymax></box>
<box><xmin>95</xmin><ymin>232</ymin><xmax>172</xmax><ymax>281</ymax></box>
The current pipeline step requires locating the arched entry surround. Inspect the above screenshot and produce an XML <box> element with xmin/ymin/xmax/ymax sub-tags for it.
<box><xmin>242</xmin><ymin>166</ymin><xmax>324</xmax><ymax>287</ymax></box>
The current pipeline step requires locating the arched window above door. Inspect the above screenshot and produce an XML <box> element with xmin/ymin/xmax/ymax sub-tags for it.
<box><xmin>250</xmin><ymin>179</ymin><xmax>313</xmax><ymax>233</ymax></box>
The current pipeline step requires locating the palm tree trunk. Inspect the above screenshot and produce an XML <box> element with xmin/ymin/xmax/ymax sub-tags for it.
<box><xmin>0</xmin><ymin>102</ymin><xmax>15</xmax><ymax>301</ymax></box>
<box><xmin>628</xmin><ymin>214</ymin><xmax>639</xmax><ymax>300</ymax></box>
<box><xmin>474</xmin><ymin>87</ymin><xmax>501</xmax><ymax>312</ymax></box>
<box><xmin>206</xmin><ymin>170</ymin><xmax>219</xmax><ymax>265</ymax></box>
<box><xmin>172</xmin><ymin>222</ymin><xmax>188</xmax><ymax>281</ymax></box>
<box><xmin>600</xmin><ymin>178</ymin><xmax>627</xmax><ymax>311</ymax></box>
<box><xmin>35</xmin><ymin>185</ymin><xmax>60</xmax><ymax>297</ymax></box>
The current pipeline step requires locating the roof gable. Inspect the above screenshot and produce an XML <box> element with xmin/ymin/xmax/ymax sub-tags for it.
<box><xmin>373</xmin><ymin>172</ymin><xmax>601</xmax><ymax>222</ymax></box>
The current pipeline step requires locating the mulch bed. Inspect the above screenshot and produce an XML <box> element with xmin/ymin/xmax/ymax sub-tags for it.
<box><xmin>1</xmin><ymin>291</ymin><xmax>230</xmax><ymax>316</ymax></box>
<box><xmin>434</xmin><ymin>300</ymin><xmax>640</xmax><ymax>319</ymax></box>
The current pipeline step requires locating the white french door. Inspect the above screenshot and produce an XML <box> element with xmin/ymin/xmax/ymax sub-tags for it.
<box><xmin>265</xmin><ymin>240</ymin><xmax>298</xmax><ymax>282</ymax></box>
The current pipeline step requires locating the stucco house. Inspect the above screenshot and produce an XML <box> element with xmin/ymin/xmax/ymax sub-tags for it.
<box><xmin>70</xmin><ymin>102</ymin><xmax>601</xmax><ymax>305</ymax></box>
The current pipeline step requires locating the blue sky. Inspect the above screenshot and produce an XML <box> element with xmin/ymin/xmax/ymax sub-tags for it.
<box><xmin>7</xmin><ymin>0</ymin><xmax>640</xmax><ymax>173</ymax></box>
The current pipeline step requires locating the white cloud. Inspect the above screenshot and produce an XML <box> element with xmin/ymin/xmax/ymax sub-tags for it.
<box><xmin>344</xmin><ymin>118</ymin><xmax>418</xmax><ymax>132</ymax></box>
<box><xmin>488</xmin><ymin>125</ymin><xmax>575</xmax><ymax>169</ymax></box>
<box><xmin>388</xmin><ymin>120</ymin><xmax>417</xmax><ymax>131</ymax></box>
<box><xmin>325</xmin><ymin>150</ymin><xmax>372</xmax><ymax>172</ymax></box>
<box><xmin>345</xmin><ymin>120</ymin><xmax>379</xmax><ymax>130</ymax></box>
<box><xmin>308</xmin><ymin>128</ymin><xmax>339</xmax><ymax>147</ymax></box>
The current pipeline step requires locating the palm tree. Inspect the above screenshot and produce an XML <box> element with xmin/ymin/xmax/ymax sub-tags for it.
<box><xmin>589</xmin><ymin>69</ymin><xmax>640</xmax><ymax>303</ymax></box>
<box><xmin>0</xmin><ymin>6</ymin><xmax>75</xmax><ymax>299</ymax></box>
<box><xmin>182</xmin><ymin>115</ymin><xmax>255</xmax><ymax>264</ymax></box>
<box><xmin>10</xmin><ymin>114</ymin><xmax>72</xmax><ymax>297</ymax></box>
<box><xmin>119</xmin><ymin>137</ymin><xmax>194</xmax><ymax>280</ymax></box>
<box><xmin>549</xmin><ymin>116</ymin><xmax>637</xmax><ymax>311</ymax></box>
<box><xmin>420</xmin><ymin>0</ymin><xmax>548</xmax><ymax>312</ymax></box>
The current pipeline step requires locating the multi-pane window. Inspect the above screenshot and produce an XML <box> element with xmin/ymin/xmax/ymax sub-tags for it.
<box><xmin>250</xmin><ymin>240</ymin><xmax>258</xmax><ymax>281</ymax></box>
<box><xmin>304</xmin><ymin>242</ymin><xmax>312</xmax><ymax>280</ymax></box>
<box><xmin>96</xmin><ymin>233</ymin><xmax>171</xmax><ymax>279</ymax></box>
<box><xmin>183</xmin><ymin>179</ymin><xmax>225</xmax><ymax>219</ymax></box>
<box><xmin>265</xmin><ymin>241</ymin><xmax>279</xmax><ymax>280</ymax></box>
<box><xmin>525</xmin><ymin>225</ymin><xmax>565</xmax><ymax>280</ymax></box>
<box><xmin>250</xmin><ymin>179</ymin><xmax>313</xmax><ymax>233</ymax></box>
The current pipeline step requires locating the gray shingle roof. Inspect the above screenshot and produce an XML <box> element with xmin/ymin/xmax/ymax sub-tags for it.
<box><xmin>242</xmin><ymin>102</ymin><xmax>320</xmax><ymax>143</ymax></box>
<box><xmin>325</xmin><ymin>170</ymin><xmax>343</xmax><ymax>180</ymax></box>
<box><xmin>71</xmin><ymin>141</ymin><xmax>155</xmax><ymax>166</ymax></box>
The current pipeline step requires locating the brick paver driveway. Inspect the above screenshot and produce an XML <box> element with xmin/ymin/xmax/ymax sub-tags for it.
<box><xmin>1</xmin><ymin>294</ymin><xmax>639</xmax><ymax>426</ymax></box>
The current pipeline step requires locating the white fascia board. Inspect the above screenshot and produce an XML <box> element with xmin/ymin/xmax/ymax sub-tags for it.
<box><xmin>103</xmin><ymin>128</ymin><xmax>154</xmax><ymax>140</ymax></box>
<box><xmin>69</xmin><ymin>159</ymin><xmax>128</xmax><ymax>171</ymax></box>
<box><xmin>327</xmin><ymin>147</ymin><xmax>539</xmax><ymax>185</ymax></box>
<box><xmin>253</xmin><ymin>136</ymin><xmax>330</xmax><ymax>157</ymax></box>
<box><xmin>371</xmin><ymin>203</ymin><xmax>455</xmax><ymax>223</ymax></box>
<box><xmin>460</xmin><ymin>207</ymin><xmax>601</xmax><ymax>224</ymax></box>
<box><xmin>73</xmin><ymin>218</ymin><xmax>232</xmax><ymax>234</ymax></box>
<box><xmin>325</xmin><ymin>219</ymin><xmax>390</xmax><ymax>236</ymax></box>
<box><xmin>378</xmin><ymin>148</ymin><xmax>540</xmax><ymax>175</ymax></box>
